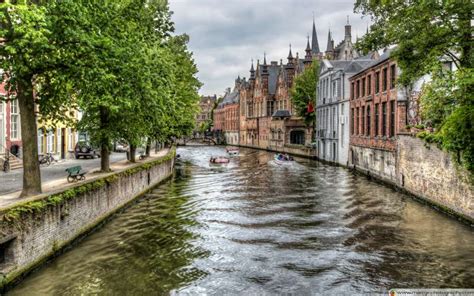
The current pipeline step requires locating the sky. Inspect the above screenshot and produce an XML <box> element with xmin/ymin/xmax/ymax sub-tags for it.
<box><xmin>169</xmin><ymin>0</ymin><xmax>371</xmax><ymax>97</ymax></box>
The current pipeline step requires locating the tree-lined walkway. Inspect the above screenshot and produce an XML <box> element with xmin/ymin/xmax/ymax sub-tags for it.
<box><xmin>0</xmin><ymin>149</ymin><xmax>169</xmax><ymax>209</ymax></box>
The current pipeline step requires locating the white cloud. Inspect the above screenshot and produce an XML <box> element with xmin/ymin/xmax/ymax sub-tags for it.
<box><xmin>169</xmin><ymin>0</ymin><xmax>370</xmax><ymax>96</ymax></box>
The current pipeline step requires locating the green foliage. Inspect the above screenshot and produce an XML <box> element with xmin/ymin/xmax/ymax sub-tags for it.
<box><xmin>0</xmin><ymin>0</ymin><xmax>200</xmax><ymax>176</ymax></box>
<box><xmin>290</xmin><ymin>61</ymin><xmax>320</xmax><ymax>126</ymax></box>
<box><xmin>354</xmin><ymin>0</ymin><xmax>474</xmax><ymax>173</ymax></box>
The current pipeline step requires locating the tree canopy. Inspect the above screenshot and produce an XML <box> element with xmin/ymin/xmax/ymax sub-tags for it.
<box><xmin>290</xmin><ymin>61</ymin><xmax>320</xmax><ymax>127</ymax></box>
<box><xmin>0</xmin><ymin>0</ymin><xmax>201</xmax><ymax>195</ymax></box>
<box><xmin>354</xmin><ymin>0</ymin><xmax>474</xmax><ymax>173</ymax></box>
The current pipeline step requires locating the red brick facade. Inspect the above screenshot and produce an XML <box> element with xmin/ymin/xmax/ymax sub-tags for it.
<box><xmin>349</xmin><ymin>55</ymin><xmax>407</xmax><ymax>152</ymax></box>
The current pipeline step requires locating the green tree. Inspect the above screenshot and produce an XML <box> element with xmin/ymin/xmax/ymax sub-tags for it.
<box><xmin>355</xmin><ymin>0</ymin><xmax>474</xmax><ymax>173</ymax></box>
<box><xmin>290</xmin><ymin>61</ymin><xmax>320</xmax><ymax>127</ymax></box>
<box><xmin>0</xmin><ymin>1</ymin><xmax>82</xmax><ymax>196</ymax></box>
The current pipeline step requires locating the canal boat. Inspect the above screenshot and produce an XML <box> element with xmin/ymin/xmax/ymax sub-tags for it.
<box><xmin>210</xmin><ymin>156</ymin><xmax>230</xmax><ymax>164</ymax></box>
<box><xmin>274</xmin><ymin>153</ymin><xmax>294</xmax><ymax>165</ymax></box>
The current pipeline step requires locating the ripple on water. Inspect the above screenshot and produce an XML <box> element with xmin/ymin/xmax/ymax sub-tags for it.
<box><xmin>7</xmin><ymin>146</ymin><xmax>474</xmax><ymax>295</ymax></box>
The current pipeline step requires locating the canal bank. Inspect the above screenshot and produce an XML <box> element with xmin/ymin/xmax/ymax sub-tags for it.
<box><xmin>0</xmin><ymin>147</ymin><xmax>176</xmax><ymax>290</ymax></box>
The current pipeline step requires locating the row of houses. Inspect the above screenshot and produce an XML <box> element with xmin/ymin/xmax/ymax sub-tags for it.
<box><xmin>212</xmin><ymin>19</ymin><xmax>362</xmax><ymax>155</ymax></box>
<box><xmin>211</xmin><ymin>18</ymin><xmax>369</xmax><ymax>156</ymax></box>
<box><xmin>0</xmin><ymin>82</ymin><xmax>84</xmax><ymax>168</ymax></box>
<box><xmin>207</xmin><ymin>17</ymin><xmax>451</xmax><ymax>184</ymax></box>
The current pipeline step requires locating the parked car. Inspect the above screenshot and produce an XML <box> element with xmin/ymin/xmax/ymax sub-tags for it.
<box><xmin>114</xmin><ymin>142</ymin><xmax>128</xmax><ymax>152</ymax></box>
<box><xmin>75</xmin><ymin>141</ymin><xmax>100</xmax><ymax>159</ymax></box>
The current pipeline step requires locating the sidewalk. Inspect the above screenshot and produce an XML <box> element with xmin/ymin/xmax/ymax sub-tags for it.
<box><xmin>0</xmin><ymin>149</ymin><xmax>169</xmax><ymax>209</ymax></box>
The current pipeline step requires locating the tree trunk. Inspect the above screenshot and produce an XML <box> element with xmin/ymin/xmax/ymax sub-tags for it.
<box><xmin>129</xmin><ymin>144</ymin><xmax>136</xmax><ymax>163</ymax></box>
<box><xmin>155</xmin><ymin>141</ymin><xmax>159</xmax><ymax>153</ymax></box>
<box><xmin>145</xmin><ymin>138</ymin><xmax>151</xmax><ymax>157</ymax></box>
<box><xmin>18</xmin><ymin>76</ymin><xmax>42</xmax><ymax>197</ymax></box>
<box><xmin>99</xmin><ymin>106</ymin><xmax>111</xmax><ymax>172</ymax></box>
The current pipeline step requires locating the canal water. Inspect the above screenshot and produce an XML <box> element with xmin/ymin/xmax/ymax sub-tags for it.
<box><xmin>9</xmin><ymin>147</ymin><xmax>474</xmax><ymax>295</ymax></box>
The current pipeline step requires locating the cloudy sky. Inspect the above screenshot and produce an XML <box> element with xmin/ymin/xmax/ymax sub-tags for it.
<box><xmin>169</xmin><ymin>0</ymin><xmax>370</xmax><ymax>96</ymax></box>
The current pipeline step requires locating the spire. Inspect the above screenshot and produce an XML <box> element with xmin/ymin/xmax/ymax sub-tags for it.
<box><xmin>326</xmin><ymin>29</ymin><xmax>333</xmax><ymax>52</ymax></box>
<box><xmin>287</xmin><ymin>44</ymin><xmax>293</xmax><ymax>60</ymax></box>
<box><xmin>262</xmin><ymin>52</ymin><xmax>268</xmax><ymax>74</ymax></box>
<box><xmin>250</xmin><ymin>59</ymin><xmax>255</xmax><ymax>80</ymax></box>
<box><xmin>345</xmin><ymin>15</ymin><xmax>352</xmax><ymax>41</ymax></box>
<box><xmin>311</xmin><ymin>16</ymin><xmax>320</xmax><ymax>54</ymax></box>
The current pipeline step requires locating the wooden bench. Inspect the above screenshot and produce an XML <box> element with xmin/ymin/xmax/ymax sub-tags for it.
<box><xmin>65</xmin><ymin>166</ymin><xmax>87</xmax><ymax>183</ymax></box>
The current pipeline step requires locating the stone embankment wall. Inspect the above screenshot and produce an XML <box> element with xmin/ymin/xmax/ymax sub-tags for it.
<box><xmin>350</xmin><ymin>145</ymin><xmax>397</xmax><ymax>184</ymax></box>
<box><xmin>0</xmin><ymin>148</ymin><xmax>175</xmax><ymax>289</ymax></box>
<box><xmin>238</xmin><ymin>144</ymin><xmax>316</xmax><ymax>158</ymax></box>
<box><xmin>397</xmin><ymin>135</ymin><xmax>473</xmax><ymax>221</ymax></box>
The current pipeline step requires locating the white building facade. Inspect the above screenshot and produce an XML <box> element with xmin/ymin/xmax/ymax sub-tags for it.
<box><xmin>316</xmin><ymin>59</ymin><xmax>373</xmax><ymax>165</ymax></box>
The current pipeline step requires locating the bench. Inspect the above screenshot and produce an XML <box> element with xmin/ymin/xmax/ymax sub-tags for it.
<box><xmin>65</xmin><ymin>166</ymin><xmax>87</xmax><ymax>183</ymax></box>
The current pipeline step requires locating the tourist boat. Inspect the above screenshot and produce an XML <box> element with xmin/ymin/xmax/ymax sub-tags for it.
<box><xmin>210</xmin><ymin>156</ymin><xmax>230</xmax><ymax>164</ymax></box>
<box><xmin>227</xmin><ymin>149</ymin><xmax>239</xmax><ymax>156</ymax></box>
<box><xmin>274</xmin><ymin>153</ymin><xmax>294</xmax><ymax>165</ymax></box>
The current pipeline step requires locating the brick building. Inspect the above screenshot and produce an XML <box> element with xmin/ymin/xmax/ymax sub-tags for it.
<box><xmin>0</xmin><ymin>82</ymin><xmax>22</xmax><ymax>157</ymax></box>
<box><xmin>194</xmin><ymin>95</ymin><xmax>217</xmax><ymax>137</ymax></box>
<box><xmin>348</xmin><ymin>49</ymin><xmax>408</xmax><ymax>182</ymax></box>
<box><xmin>212</xmin><ymin>82</ymin><xmax>240</xmax><ymax>145</ymax></box>
<box><xmin>234</xmin><ymin>19</ymin><xmax>321</xmax><ymax>155</ymax></box>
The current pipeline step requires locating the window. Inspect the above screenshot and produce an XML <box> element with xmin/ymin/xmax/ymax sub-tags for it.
<box><xmin>351</xmin><ymin>108</ymin><xmax>355</xmax><ymax>134</ymax></box>
<box><xmin>382</xmin><ymin>68</ymin><xmax>388</xmax><ymax>91</ymax></box>
<box><xmin>375</xmin><ymin>104</ymin><xmax>379</xmax><ymax>136</ymax></box>
<box><xmin>356</xmin><ymin>107</ymin><xmax>359</xmax><ymax>135</ymax></box>
<box><xmin>367</xmin><ymin>105</ymin><xmax>371</xmax><ymax>136</ymax></box>
<box><xmin>10</xmin><ymin>100</ymin><xmax>20</xmax><ymax>139</ymax></box>
<box><xmin>390</xmin><ymin>100</ymin><xmax>395</xmax><ymax>137</ymax></box>
<box><xmin>351</xmin><ymin>82</ymin><xmax>354</xmax><ymax>100</ymax></box>
<box><xmin>382</xmin><ymin>102</ymin><xmax>387</xmax><ymax>136</ymax></box>
<box><xmin>38</xmin><ymin>129</ymin><xmax>44</xmax><ymax>154</ymax></box>
<box><xmin>361</xmin><ymin>107</ymin><xmax>365</xmax><ymax>135</ymax></box>
<box><xmin>362</xmin><ymin>78</ymin><xmax>366</xmax><ymax>96</ymax></box>
<box><xmin>290</xmin><ymin>130</ymin><xmax>305</xmax><ymax>145</ymax></box>
<box><xmin>367</xmin><ymin>75</ymin><xmax>372</xmax><ymax>95</ymax></box>
<box><xmin>356</xmin><ymin>80</ymin><xmax>360</xmax><ymax>98</ymax></box>
<box><xmin>46</xmin><ymin>130</ymin><xmax>55</xmax><ymax>153</ymax></box>
<box><xmin>375</xmin><ymin>72</ymin><xmax>380</xmax><ymax>94</ymax></box>
<box><xmin>390</xmin><ymin>64</ymin><xmax>396</xmax><ymax>89</ymax></box>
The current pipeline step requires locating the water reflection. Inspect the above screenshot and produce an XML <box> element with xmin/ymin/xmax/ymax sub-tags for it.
<box><xmin>9</xmin><ymin>146</ymin><xmax>474</xmax><ymax>295</ymax></box>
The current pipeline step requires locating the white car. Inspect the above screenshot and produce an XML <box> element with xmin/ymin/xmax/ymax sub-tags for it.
<box><xmin>115</xmin><ymin>143</ymin><xmax>128</xmax><ymax>152</ymax></box>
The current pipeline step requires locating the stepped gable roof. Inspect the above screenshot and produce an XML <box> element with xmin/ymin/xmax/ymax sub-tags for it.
<box><xmin>272</xmin><ymin>110</ymin><xmax>291</xmax><ymax>118</ymax></box>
